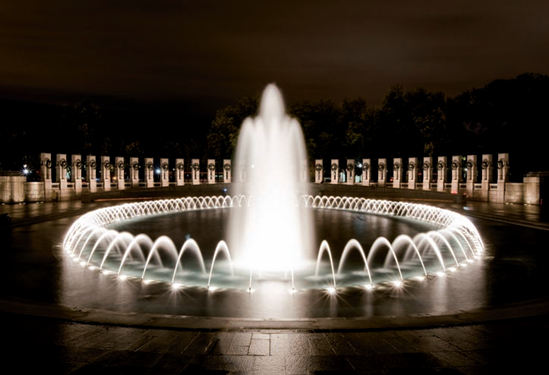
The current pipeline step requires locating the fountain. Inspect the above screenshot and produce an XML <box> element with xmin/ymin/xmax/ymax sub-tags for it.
<box><xmin>228</xmin><ymin>84</ymin><xmax>313</xmax><ymax>278</ymax></box>
<box><xmin>62</xmin><ymin>84</ymin><xmax>485</xmax><ymax>314</ymax></box>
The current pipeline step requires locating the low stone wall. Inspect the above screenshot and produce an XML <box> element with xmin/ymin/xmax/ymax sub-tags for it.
<box><xmin>0</xmin><ymin>174</ymin><xmax>26</xmax><ymax>204</ymax></box>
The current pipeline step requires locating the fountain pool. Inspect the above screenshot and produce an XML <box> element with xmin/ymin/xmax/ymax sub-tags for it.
<box><xmin>61</xmin><ymin>84</ymin><xmax>485</xmax><ymax>318</ymax></box>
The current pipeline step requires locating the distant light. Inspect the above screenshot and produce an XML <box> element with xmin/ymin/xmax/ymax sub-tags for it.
<box><xmin>326</xmin><ymin>287</ymin><xmax>336</xmax><ymax>294</ymax></box>
<box><xmin>393</xmin><ymin>280</ymin><xmax>402</xmax><ymax>287</ymax></box>
<box><xmin>155</xmin><ymin>168</ymin><xmax>161</xmax><ymax>174</ymax></box>
<box><xmin>365</xmin><ymin>284</ymin><xmax>375</xmax><ymax>290</ymax></box>
<box><xmin>436</xmin><ymin>271</ymin><xmax>445</xmax><ymax>277</ymax></box>
<box><xmin>172</xmin><ymin>283</ymin><xmax>182</xmax><ymax>290</ymax></box>
<box><xmin>119</xmin><ymin>275</ymin><xmax>128</xmax><ymax>281</ymax></box>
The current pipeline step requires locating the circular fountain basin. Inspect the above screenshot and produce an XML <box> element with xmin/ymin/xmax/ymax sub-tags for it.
<box><xmin>58</xmin><ymin>196</ymin><xmax>489</xmax><ymax>319</ymax></box>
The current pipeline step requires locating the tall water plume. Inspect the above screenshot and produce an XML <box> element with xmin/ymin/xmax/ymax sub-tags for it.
<box><xmin>228</xmin><ymin>84</ymin><xmax>313</xmax><ymax>274</ymax></box>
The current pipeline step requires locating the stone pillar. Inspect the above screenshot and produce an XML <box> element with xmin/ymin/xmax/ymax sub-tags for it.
<box><xmin>407</xmin><ymin>157</ymin><xmax>418</xmax><ymax>189</ymax></box>
<box><xmin>145</xmin><ymin>158</ymin><xmax>154</xmax><ymax>188</ymax></box>
<box><xmin>496</xmin><ymin>153</ymin><xmax>510</xmax><ymax>203</ymax></box>
<box><xmin>346</xmin><ymin>159</ymin><xmax>354</xmax><ymax>185</ymax></box>
<box><xmin>423</xmin><ymin>157</ymin><xmax>432</xmax><ymax>191</ymax></box>
<box><xmin>56</xmin><ymin>154</ymin><xmax>68</xmax><ymax>193</ymax></box>
<box><xmin>223</xmin><ymin>159</ymin><xmax>231</xmax><ymax>184</ymax></box>
<box><xmin>437</xmin><ymin>156</ymin><xmax>447</xmax><ymax>192</ymax></box>
<box><xmin>40</xmin><ymin>153</ymin><xmax>53</xmax><ymax>200</ymax></box>
<box><xmin>71</xmin><ymin>155</ymin><xmax>83</xmax><ymax>194</ymax></box>
<box><xmin>87</xmin><ymin>155</ymin><xmax>97</xmax><ymax>193</ymax></box>
<box><xmin>115</xmin><ymin>157</ymin><xmax>125</xmax><ymax>190</ymax></box>
<box><xmin>465</xmin><ymin>155</ymin><xmax>477</xmax><ymax>198</ymax></box>
<box><xmin>330</xmin><ymin>159</ymin><xmax>339</xmax><ymax>184</ymax></box>
<box><xmin>207</xmin><ymin>159</ymin><xmax>216</xmax><ymax>184</ymax></box>
<box><xmin>192</xmin><ymin>159</ymin><xmax>200</xmax><ymax>185</ymax></box>
<box><xmin>451</xmin><ymin>156</ymin><xmax>461</xmax><ymax>194</ymax></box>
<box><xmin>481</xmin><ymin>154</ymin><xmax>493</xmax><ymax>196</ymax></box>
<box><xmin>101</xmin><ymin>156</ymin><xmax>111</xmax><ymax>191</ymax></box>
<box><xmin>393</xmin><ymin>158</ymin><xmax>402</xmax><ymax>188</ymax></box>
<box><xmin>378</xmin><ymin>158</ymin><xmax>387</xmax><ymax>187</ymax></box>
<box><xmin>497</xmin><ymin>153</ymin><xmax>510</xmax><ymax>183</ymax></box>
<box><xmin>362</xmin><ymin>159</ymin><xmax>371</xmax><ymax>186</ymax></box>
<box><xmin>160</xmin><ymin>158</ymin><xmax>169</xmax><ymax>187</ymax></box>
<box><xmin>176</xmin><ymin>159</ymin><xmax>185</xmax><ymax>186</ymax></box>
<box><xmin>130</xmin><ymin>157</ymin><xmax>140</xmax><ymax>188</ymax></box>
<box><xmin>301</xmin><ymin>159</ymin><xmax>308</xmax><ymax>183</ymax></box>
<box><xmin>238</xmin><ymin>162</ymin><xmax>246</xmax><ymax>183</ymax></box>
<box><xmin>314</xmin><ymin>159</ymin><xmax>323</xmax><ymax>183</ymax></box>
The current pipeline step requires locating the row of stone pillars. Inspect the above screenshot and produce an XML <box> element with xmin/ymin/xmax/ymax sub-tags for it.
<box><xmin>40</xmin><ymin>153</ymin><xmax>231</xmax><ymax>196</ymax></box>
<box><xmin>316</xmin><ymin>153</ymin><xmax>510</xmax><ymax>196</ymax></box>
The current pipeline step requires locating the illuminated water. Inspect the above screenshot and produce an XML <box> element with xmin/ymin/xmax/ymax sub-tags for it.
<box><xmin>59</xmin><ymin>84</ymin><xmax>486</xmax><ymax>318</ymax></box>
<box><xmin>229</xmin><ymin>84</ymin><xmax>313</xmax><ymax>274</ymax></box>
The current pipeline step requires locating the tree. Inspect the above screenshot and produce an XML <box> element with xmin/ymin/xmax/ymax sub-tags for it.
<box><xmin>206</xmin><ymin>96</ymin><xmax>258</xmax><ymax>160</ymax></box>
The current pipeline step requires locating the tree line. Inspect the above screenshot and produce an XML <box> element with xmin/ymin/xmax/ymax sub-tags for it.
<box><xmin>206</xmin><ymin>73</ymin><xmax>549</xmax><ymax>180</ymax></box>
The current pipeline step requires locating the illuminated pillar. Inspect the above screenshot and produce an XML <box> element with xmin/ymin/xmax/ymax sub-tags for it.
<box><xmin>207</xmin><ymin>159</ymin><xmax>216</xmax><ymax>184</ymax></box>
<box><xmin>497</xmin><ymin>153</ymin><xmax>510</xmax><ymax>182</ymax></box>
<box><xmin>145</xmin><ymin>158</ymin><xmax>154</xmax><ymax>188</ymax></box>
<box><xmin>176</xmin><ymin>158</ymin><xmax>185</xmax><ymax>186</ymax></box>
<box><xmin>393</xmin><ymin>158</ymin><xmax>402</xmax><ymax>188</ymax></box>
<box><xmin>100</xmin><ymin>156</ymin><xmax>111</xmax><ymax>191</ymax></box>
<box><xmin>362</xmin><ymin>159</ymin><xmax>371</xmax><ymax>186</ymax></box>
<box><xmin>436</xmin><ymin>157</ymin><xmax>446</xmax><ymax>192</ymax></box>
<box><xmin>451</xmin><ymin>156</ymin><xmax>461</xmax><ymax>194</ymax></box>
<box><xmin>130</xmin><ymin>157</ymin><xmax>140</xmax><ymax>188</ymax></box>
<box><xmin>481</xmin><ymin>154</ymin><xmax>493</xmax><ymax>196</ymax></box>
<box><xmin>346</xmin><ymin>159</ymin><xmax>354</xmax><ymax>185</ymax></box>
<box><xmin>87</xmin><ymin>155</ymin><xmax>97</xmax><ymax>193</ymax></box>
<box><xmin>315</xmin><ymin>159</ymin><xmax>323</xmax><ymax>183</ymax></box>
<box><xmin>223</xmin><ymin>159</ymin><xmax>231</xmax><ymax>184</ymax></box>
<box><xmin>71</xmin><ymin>155</ymin><xmax>83</xmax><ymax>194</ymax></box>
<box><xmin>330</xmin><ymin>159</ymin><xmax>339</xmax><ymax>184</ymax></box>
<box><xmin>423</xmin><ymin>157</ymin><xmax>432</xmax><ymax>191</ymax></box>
<box><xmin>160</xmin><ymin>158</ymin><xmax>169</xmax><ymax>187</ymax></box>
<box><xmin>115</xmin><ymin>157</ymin><xmax>125</xmax><ymax>190</ymax></box>
<box><xmin>40</xmin><ymin>153</ymin><xmax>52</xmax><ymax>182</ymax></box>
<box><xmin>40</xmin><ymin>153</ymin><xmax>53</xmax><ymax>200</ymax></box>
<box><xmin>56</xmin><ymin>154</ymin><xmax>68</xmax><ymax>192</ymax></box>
<box><xmin>497</xmin><ymin>153</ymin><xmax>509</xmax><ymax>203</ymax></box>
<box><xmin>378</xmin><ymin>158</ymin><xmax>387</xmax><ymax>187</ymax></box>
<box><xmin>407</xmin><ymin>157</ymin><xmax>417</xmax><ymax>189</ymax></box>
<box><xmin>192</xmin><ymin>159</ymin><xmax>200</xmax><ymax>185</ymax></box>
<box><xmin>466</xmin><ymin>155</ymin><xmax>477</xmax><ymax>198</ymax></box>
<box><xmin>301</xmin><ymin>159</ymin><xmax>308</xmax><ymax>183</ymax></box>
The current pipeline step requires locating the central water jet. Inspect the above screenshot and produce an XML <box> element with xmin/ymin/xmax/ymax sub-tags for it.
<box><xmin>228</xmin><ymin>84</ymin><xmax>313</xmax><ymax>274</ymax></box>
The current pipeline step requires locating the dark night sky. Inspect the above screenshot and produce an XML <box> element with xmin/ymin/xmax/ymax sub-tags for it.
<box><xmin>1</xmin><ymin>0</ymin><xmax>548</xmax><ymax>123</ymax></box>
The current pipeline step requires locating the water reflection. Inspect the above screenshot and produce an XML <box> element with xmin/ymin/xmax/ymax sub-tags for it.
<box><xmin>56</xmin><ymin>208</ymin><xmax>490</xmax><ymax>318</ymax></box>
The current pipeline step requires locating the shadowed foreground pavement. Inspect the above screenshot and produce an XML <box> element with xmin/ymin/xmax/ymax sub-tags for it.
<box><xmin>1</xmin><ymin>197</ymin><xmax>548</xmax><ymax>374</ymax></box>
<box><xmin>1</xmin><ymin>310</ymin><xmax>547</xmax><ymax>374</ymax></box>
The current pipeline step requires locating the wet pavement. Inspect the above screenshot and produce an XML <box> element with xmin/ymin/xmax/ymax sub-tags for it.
<box><xmin>1</xmin><ymin>196</ymin><xmax>548</xmax><ymax>373</ymax></box>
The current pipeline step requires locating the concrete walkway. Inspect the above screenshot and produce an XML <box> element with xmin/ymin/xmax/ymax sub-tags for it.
<box><xmin>0</xmin><ymin>197</ymin><xmax>548</xmax><ymax>374</ymax></box>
